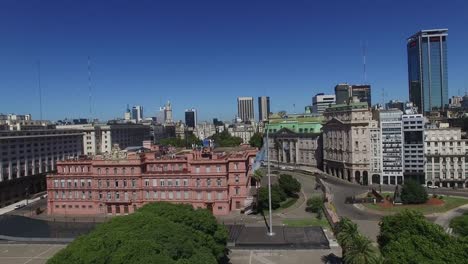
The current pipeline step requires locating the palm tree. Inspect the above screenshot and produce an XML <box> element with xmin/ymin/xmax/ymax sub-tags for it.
<box><xmin>252</xmin><ymin>169</ymin><xmax>265</xmax><ymax>187</ymax></box>
<box><xmin>343</xmin><ymin>234</ymin><xmax>379</xmax><ymax>264</ymax></box>
<box><xmin>336</xmin><ymin>218</ymin><xmax>359</xmax><ymax>256</ymax></box>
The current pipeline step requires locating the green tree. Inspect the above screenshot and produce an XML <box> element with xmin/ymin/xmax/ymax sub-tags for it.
<box><xmin>159</xmin><ymin>134</ymin><xmax>202</xmax><ymax>148</ymax></box>
<box><xmin>249</xmin><ymin>132</ymin><xmax>263</xmax><ymax>148</ymax></box>
<box><xmin>278</xmin><ymin>174</ymin><xmax>301</xmax><ymax>197</ymax></box>
<box><xmin>336</xmin><ymin>217</ymin><xmax>359</xmax><ymax>255</ymax></box>
<box><xmin>400</xmin><ymin>179</ymin><xmax>428</xmax><ymax>204</ymax></box>
<box><xmin>378</xmin><ymin>210</ymin><xmax>468</xmax><ymax>264</ymax></box>
<box><xmin>209</xmin><ymin>130</ymin><xmax>243</xmax><ymax>147</ymax></box>
<box><xmin>306</xmin><ymin>196</ymin><xmax>323</xmax><ymax>213</ymax></box>
<box><xmin>252</xmin><ymin>169</ymin><xmax>265</xmax><ymax>185</ymax></box>
<box><xmin>257</xmin><ymin>184</ymin><xmax>287</xmax><ymax>210</ymax></box>
<box><xmin>48</xmin><ymin>203</ymin><xmax>227</xmax><ymax>264</ymax></box>
<box><xmin>343</xmin><ymin>234</ymin><xmax>379</xmax><ymax>264</ymax></box>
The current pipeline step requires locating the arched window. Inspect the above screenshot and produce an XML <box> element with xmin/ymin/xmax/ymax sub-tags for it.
<box><xmin>97</xmin><ymin>168</ymin><xmax>101</xmax><ymax>175</ymax></box>
<box><xmin>105</xmin><ymin>168</ymin><xmax>109</xmax><ymax>175</ymax></box>
<box><xmin>122</xmin><ymin>168</ymin><xmax>126</xmax><ymax>175</ymax></box>
<box><xmin>114</xmin><ymin>168</ymin><xmax>118</xmax><ymax>175</ymax></box>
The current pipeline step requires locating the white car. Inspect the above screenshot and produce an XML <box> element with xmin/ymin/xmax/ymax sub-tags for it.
<box><xmin>428</xmin><ymin>185</ymin><xmax>439</xmax><ymax>189</ymax></box>
<box><xmin>14</xmin><ymin>204</ymin><xmax>26</xmax><ymax>210</ymax></box>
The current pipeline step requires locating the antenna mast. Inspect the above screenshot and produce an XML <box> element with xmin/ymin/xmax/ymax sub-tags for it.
<box><xmin>362</xmin><ymin>41</ymin><xmax>368</xmax><ymax>83</ymax></box>
<box><xmin>88</xmin><ymin>56</ymin><xmax>92</xmax><ymax>122</ymax></box>
<box><xmin>37</xmin><ymin>60</ymin><xmax>43</xmax><ymax>120</ymax></box>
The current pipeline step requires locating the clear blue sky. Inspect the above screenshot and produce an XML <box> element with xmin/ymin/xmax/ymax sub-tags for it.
<box><xmin>1</xmin><ymin>0</ymin><xmax>468</xmax><ymax>122</ymax></box>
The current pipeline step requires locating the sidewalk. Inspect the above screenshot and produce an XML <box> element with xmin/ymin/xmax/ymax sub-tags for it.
<box><xmin>434</xmin><ymin>204</ymin><xmax>468</xmax><ymax>232</ymax></box>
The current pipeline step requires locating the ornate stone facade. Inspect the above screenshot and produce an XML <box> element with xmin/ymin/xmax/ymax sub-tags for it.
<box><xmin>323</xmin><ymin>102</ymin><xmax>371</xmax><ymax>184</ymax></box>
<box><xmin>267</xmin><ymin>128</ymin><xmax>322</xmax><ymax>170</ymax></box>
<box><xmin>46</xmin><ymin>147</ymin><xmax>257</xmax><ymax>216</ymax></box>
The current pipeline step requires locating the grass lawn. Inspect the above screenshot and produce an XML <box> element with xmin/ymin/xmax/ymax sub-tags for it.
<box><xmin>363</xmin><ymin>196</ymin><xmax>468</xmax><ymax>214</ymax></box>
<box><xmin>283</xmin><ymin>217</ymin><xmax>330</xmax><ymax>228</ymax></box>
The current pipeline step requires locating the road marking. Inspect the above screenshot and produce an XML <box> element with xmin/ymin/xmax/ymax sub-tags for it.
<box><xmin>23</xmin><ymin>244</ymin><xmax>58</xmax><ymax>264</ymax></box>
<box><xmin>252</xmin><ymin>252</ymin><xmax>276</xmax><ymax>264</ymax></box>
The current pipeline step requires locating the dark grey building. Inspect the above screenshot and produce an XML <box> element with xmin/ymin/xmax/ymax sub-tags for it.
<box><xmin>184</xmin><ymin>109</ymin><xmax>197</xmax><ymax>129</ymax></box>
<box><xmin>407</xmin><ymin>29</ymin><xmax>448</xmax><ymax>114</ymax></box>
<box><xmin>334</xmin><ymin>84</ymin><xmax>371</xmax><ymax>107</ymax></box>
<box><xmin>335</xmin><ymin>84</ymin><xmax>350</xmax><ymax>105</ymax></box>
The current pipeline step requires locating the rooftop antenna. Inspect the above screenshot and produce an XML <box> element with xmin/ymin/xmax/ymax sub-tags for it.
<box><xmin>37</xmin><ymin>60</ymin><xmax>43</xmax><ymax>120</ymax></box>
<box><xmin>88</xmin><ymin>56</ymin><xmax>92</xmax><ymax>122</ymax></box>
<box><xmin>381</xmin><ymin>87</ymin><xmax>385</xmax><ymax>109</ymax></box>
<box><xmin>362</xmin><ymin>41</ymin><xmax>368</xmax><ymax>83</ymax></box>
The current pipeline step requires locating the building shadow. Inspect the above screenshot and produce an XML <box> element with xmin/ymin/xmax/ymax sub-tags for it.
<box><xmin>321</xmin><ymin>253</ymin><xmax>342</xmax><ymax>264</ymax></box>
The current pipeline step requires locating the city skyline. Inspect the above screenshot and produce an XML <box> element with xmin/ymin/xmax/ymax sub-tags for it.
<box><xmin>1</xmin><ymin>1</ymin><xmax>468</xmax><ymax>121</ymax></box>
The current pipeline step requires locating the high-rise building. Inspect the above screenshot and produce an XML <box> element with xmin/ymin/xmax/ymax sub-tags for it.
<box><xmin>258</xmin><ymin>96</ymin><xmax>270</xmax><ymax>122</ymax></box>
<box><xmin>334</xmin><ymin>84</ymin><xmax>371</xmax><ymax>107</ymax></box>
<box><xmin>407</xmin><ymin>29</ymin><xmax>448</xmax><ymax>113</ymax></box>
<box><xmin>378</xmin><ymin>109</ymin><xmax>403</xmax><ymax>185</ymax></box>
<box><xmin>351</xmin><ymin>85</ymin><xmax>371</xmax><ymax>107</ymax></box>
<box><xmin>124</xmin><ymin>105</ymin><xmax>131</xmax><ymax>121</ymax></box>
<box><xmin>237</xmin><ymin>97</ymin><xmax>254</xmax><ymax>122</ymax></box>
<box><xmin>402</xmin><ymin>114</ymin><xmax>425</xmax><ymax>184</ymax></box>
<box><xmin>131</xmin><ymin>106</ymin><xmax>143</xmax><ymax>122</ymax></box>
<box><xmin>164</xmin><ymin>101</ymin><xmax>173</xmax><ymax>123</ymax></box>
<box><xmin>312</xmin><ymin>93</ymin><xmax>336</xmax><ymax>114</ymax></box>
<box><xmin>335</xmin><ymin>84</ymin><xmax>350</xmax><ymax>105</ymax></box>
<box><xmin>185</xmin><ymin>108</ymin><xmax>197</xmax><ymax>128</ymax></box>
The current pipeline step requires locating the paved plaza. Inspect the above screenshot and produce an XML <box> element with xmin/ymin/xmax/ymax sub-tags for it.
<box><xmin>0</xmin><ymin>244</ymin><xmax>66</xmax><ymax>264</ymax></box>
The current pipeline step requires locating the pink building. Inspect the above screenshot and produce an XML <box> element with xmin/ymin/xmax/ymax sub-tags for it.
<box><xmin>46</xmin><ymin>145</ymin><xmax>257</xmax><ymax>216</ymax></box>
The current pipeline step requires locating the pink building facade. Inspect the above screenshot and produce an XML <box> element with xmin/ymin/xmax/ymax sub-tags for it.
<box><xmin>46</xmin><ymin>147</ymin><xmax>257</xmax><ymax>216</ymax></box>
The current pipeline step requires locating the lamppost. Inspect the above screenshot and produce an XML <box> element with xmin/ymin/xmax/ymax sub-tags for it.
<box><xmin>266</xmin><ymin>127</ymin><xmax>274</xmax><ymax>236</ymax></box>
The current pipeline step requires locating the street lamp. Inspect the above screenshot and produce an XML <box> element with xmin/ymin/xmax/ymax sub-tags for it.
<box><xmin>266</xmin><ymin>127</ymin><xmax>275</xmax><ymax>236</ymax></box>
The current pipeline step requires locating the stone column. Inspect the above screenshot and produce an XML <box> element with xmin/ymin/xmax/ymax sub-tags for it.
<box><xmin>281</xmin><ymin>140</ymin><xmax>287</xmax><ymax>163</ymax></box>
<box><xmin>0</xmin><ymin>161</ymin><xmax>3</xmax><ymax>182</ymax></box>
<box><xmin>295</xmin><ymin>140</ymin><xmax>300</xmax><ymax>165</ymax></box>
<box><xmin>8</xmin><ymin>161</ymin><xmax>13</xmax><ymax>180</ymax></box>
<box><xmin>24</xmin><ymin>157</ymin><xmax>28</xmax><ymax>177</ymax></box>
<box><xmin>289</xmin><ymin>140</ymin><xmax>294</xmax><ymax>164</ymax></box>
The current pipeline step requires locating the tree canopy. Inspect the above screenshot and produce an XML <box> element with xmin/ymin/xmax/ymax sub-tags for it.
<box><xmin>249</xmin><ymin>132</ymin><xmax>263</xmax><ymax>148</ymax></box>
<box><xmin>278</xmin><ymin>174</ymin><xmax>301</xmax><ymax>197</ymax></box>
<box><xmin>400</xmin><ymin>179</ymin><xmax>428</xmax><ymax>204</ymax></box>
<box><xmin>48</xmin><ymin>203</ymin><xmax>228</xmax><ymax>264</ymax></box>
<box><xmin>160</xmin><ymin>134</ymin><xmax>202</xmax><ymax>148</ymax></box>
<box><xmin>335</xmin><ymin>217</ymin><xmax>380</xmax><ymax>264</ymax></box>
<box><xmin>209</xmin><ymin>130</ymin><xmax>243</xmax><ymax>147</ymax></box>
<box><xmin>257</xmin><ymin>184</ymin><xmax>287</xmax><ymax>210</ymax></box>
<box><xmin>378</xmin><ymin>210</ymin><xmax>468</xmax><ymax>264</ymax></box>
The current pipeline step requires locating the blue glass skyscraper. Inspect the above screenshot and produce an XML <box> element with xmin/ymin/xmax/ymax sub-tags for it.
<box><xmin>407</xmin><ymin>29</ymin><xmax>448</xmax><ymax>113</ymax></box>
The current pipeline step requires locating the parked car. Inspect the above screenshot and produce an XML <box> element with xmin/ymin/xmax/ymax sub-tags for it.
<box><xmin>428</xmin><ymin>185</ymin><xmax>439</xmax><ymax>189</ymax></box>
<box><xmin>14</xmin><ymin>204</ymin><xmax>26</xmax><ymax>210</ymax></box>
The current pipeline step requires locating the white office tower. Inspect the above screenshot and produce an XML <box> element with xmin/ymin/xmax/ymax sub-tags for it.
<box><xmin>312</xmin><ymin>93</ymin><xmax>336</xmax><ymax>114</ymax></box>
<box><xmin>237</xmin><ymin>97</ymin><xmax>254</xmax><ymax>122</ymax></box>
